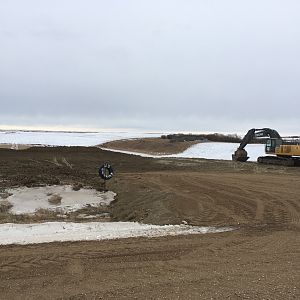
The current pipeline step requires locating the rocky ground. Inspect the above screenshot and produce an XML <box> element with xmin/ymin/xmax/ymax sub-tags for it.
<box><xmin>0</xmin><ymin>146</ymin><xmax>299</xmax><ymax>299</ymax></box>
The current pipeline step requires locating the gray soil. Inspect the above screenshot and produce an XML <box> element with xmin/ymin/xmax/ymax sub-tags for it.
<box><xmin>0</xmin><ymin>146</ymin><xmax>299</xmax><ymax>299</ymax></box>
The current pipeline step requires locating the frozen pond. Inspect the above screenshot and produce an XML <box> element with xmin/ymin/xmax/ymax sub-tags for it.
<box><xmin>170</xmin><ymin>142</ymin><xmax>265</xmax><ymax>162</ymax></box>
<box><xmin>103</xmin><ymin>143</ymin><xmax>266</xmax><ymax>162</ymax></box>
<box><xmin>4</xmin><ymin>185</ymin><xmax>116</xmax><ymax>215</ymax></box>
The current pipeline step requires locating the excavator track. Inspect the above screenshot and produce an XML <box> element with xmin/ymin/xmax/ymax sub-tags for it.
<box><xmin>257</xmin><ymin>156</ymin><xmax>295</xmax><ymax>166</ymax></box>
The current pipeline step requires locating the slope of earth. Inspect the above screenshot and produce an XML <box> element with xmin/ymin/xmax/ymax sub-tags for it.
<box><xmin>0</xmin><ymin>147</ymin><xmax>299</xmax><ymax>299</ymax></box>
<box><xmin>101</xmin><ymin>137</ymin><xmax>200</xmax><ymax>155</ymax></box>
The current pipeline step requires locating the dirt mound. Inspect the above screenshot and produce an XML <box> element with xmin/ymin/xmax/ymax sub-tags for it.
<box><xmin>100</xmin><ymin>137</ymin><xmax>200</xmax><ymax>155</ymax></box>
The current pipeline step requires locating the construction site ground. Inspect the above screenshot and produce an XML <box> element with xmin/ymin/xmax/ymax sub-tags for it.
<box><xmin>0</xmin><ymin>146</ymin><xmax>299</xmax><ymax>299</ymax></box>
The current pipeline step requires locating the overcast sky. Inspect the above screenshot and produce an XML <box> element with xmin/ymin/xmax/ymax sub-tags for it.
<box><xmin>1</xmin><ymin>0</ymin><xmax>300</xmax><ymax>134</ymax></box>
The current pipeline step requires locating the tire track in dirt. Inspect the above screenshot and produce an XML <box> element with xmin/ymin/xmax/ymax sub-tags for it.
<box><xmin>139</xmin><ymin>171</ymin><xmax>300</xmax><ymax>227</ymax></box>
<box><xmin>146</xmin><ymin>173</ymin><xmax>257</xmax><ymax>225</ymax></box>
<box><xmin>0</xmin><ymin>229</ymin><xmax>299</xmax><ymax>300</ymax></box>
<box><xmin>175</xmin><ymin>174</ymin><xmax>265</xmax><ymax>225</ymax></box>
<box><xmin>145</xmin><ymin>174</ymin><xmax>214</xmax><ymax>224</ymax></box>
<box><xmin>0</xmin><ymin>246</ymin><xmax>192</xmax><ymax>276</ymax></box>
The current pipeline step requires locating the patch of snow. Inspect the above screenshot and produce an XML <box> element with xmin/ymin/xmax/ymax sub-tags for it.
<box><xmin>0</xmin><ymin>222</ymin><xmax>233</xmax><ymax>245</ymax></box>
<box><xmin>6</xmin><ymin>185</ymin><xmax>116</xmax><ymax>215</ymax></box>
<box><xmin>169</xmin><ymin>142</ymin><xmax>265</xmax><ymax>162</ymax></box>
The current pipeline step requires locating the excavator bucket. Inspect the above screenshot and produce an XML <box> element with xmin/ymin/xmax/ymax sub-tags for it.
<box><xmin>232</xmin><ymin>149</ymin><xmax>249</xmax><ymax>162</ymax></box>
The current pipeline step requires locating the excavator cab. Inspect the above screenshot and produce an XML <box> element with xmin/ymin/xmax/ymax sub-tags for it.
<box><xmin>265</xmin><ymin>138</ymin><xmax>282</xmax><ymax>154</ymax></box>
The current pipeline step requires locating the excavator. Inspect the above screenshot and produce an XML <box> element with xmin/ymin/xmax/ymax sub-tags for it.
<box><xmin>232</xmin><ymin>128</ymin><xmax>300</xmax><ymax>166</ymax></box>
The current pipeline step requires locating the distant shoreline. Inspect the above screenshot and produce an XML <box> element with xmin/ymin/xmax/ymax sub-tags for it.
<box><xmin>0</xmin><ymin>128</ymin><xmax>166</xmax><ymax>134</ymax></box>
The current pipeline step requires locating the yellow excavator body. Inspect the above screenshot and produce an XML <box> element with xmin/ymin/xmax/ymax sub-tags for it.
<box><xmin>275</xmin><ymin>144</ymin><xmax>300</xmax><ymax>157</ymax></box>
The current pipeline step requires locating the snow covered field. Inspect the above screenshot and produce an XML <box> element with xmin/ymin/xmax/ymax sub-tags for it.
<box><xmin>0</xmin><ymin>130</ymin><xmax>161</xmax><ymax>146</ymax></box>
<box><xmin>0</xmin><ymin>222</ymin><xmax>232</xmax><ymax>245</ymax></box>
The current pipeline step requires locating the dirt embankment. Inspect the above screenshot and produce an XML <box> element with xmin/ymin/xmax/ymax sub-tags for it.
<box><xmin>0</xmin><ymin>147</ymin><xmax>299</xmax><ymax>299</ymax></box>
<box><xmin>100</xmin><ymin>137</ymin><xmax>200</xmax><ymax>155</ymax></box>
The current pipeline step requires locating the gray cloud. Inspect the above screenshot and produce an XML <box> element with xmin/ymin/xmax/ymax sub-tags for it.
<box><xmin>1</xmin><ymin>0</ymin><xmax>300</xmax><ymax>134</ymax></box>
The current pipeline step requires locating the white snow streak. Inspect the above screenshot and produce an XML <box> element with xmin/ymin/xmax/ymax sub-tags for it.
<box><xmin>0</xmin><ymin>222</ymin><xmax>232</xmax><ymax>245</ymax></box>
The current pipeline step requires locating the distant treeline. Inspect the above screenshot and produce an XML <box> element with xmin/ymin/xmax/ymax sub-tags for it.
<box><xmin>161</xmin><ymin>133</ymin><xmax>265</xmax><ymax>144</ymax></box>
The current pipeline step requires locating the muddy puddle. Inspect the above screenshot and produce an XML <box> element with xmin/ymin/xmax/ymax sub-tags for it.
<box><xmin>1</xmin><ymin>185</ymin><xmax>116</xmax><ymax>215</ymax></box>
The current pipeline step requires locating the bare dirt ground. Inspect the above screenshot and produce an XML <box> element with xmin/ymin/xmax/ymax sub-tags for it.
<box><xmin>0</xmin><ymin>146</ymin><xmax>299</xmax><ymax>299</ymax></box>
<box><xmin>100</xmin><ymin>137</ymin><xmax>200</xmax><ymax>155</ymax></box>
<box><xmin>0</xmin><ymin>143</ymin><xmax>32</xmax><ymax>150</ymax></box>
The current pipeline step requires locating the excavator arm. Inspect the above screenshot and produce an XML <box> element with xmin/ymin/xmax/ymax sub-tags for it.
<box><xmin>232</xmin><ymin>128</ymin><xmax>281</xmax><ymax>162</ymax></box>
